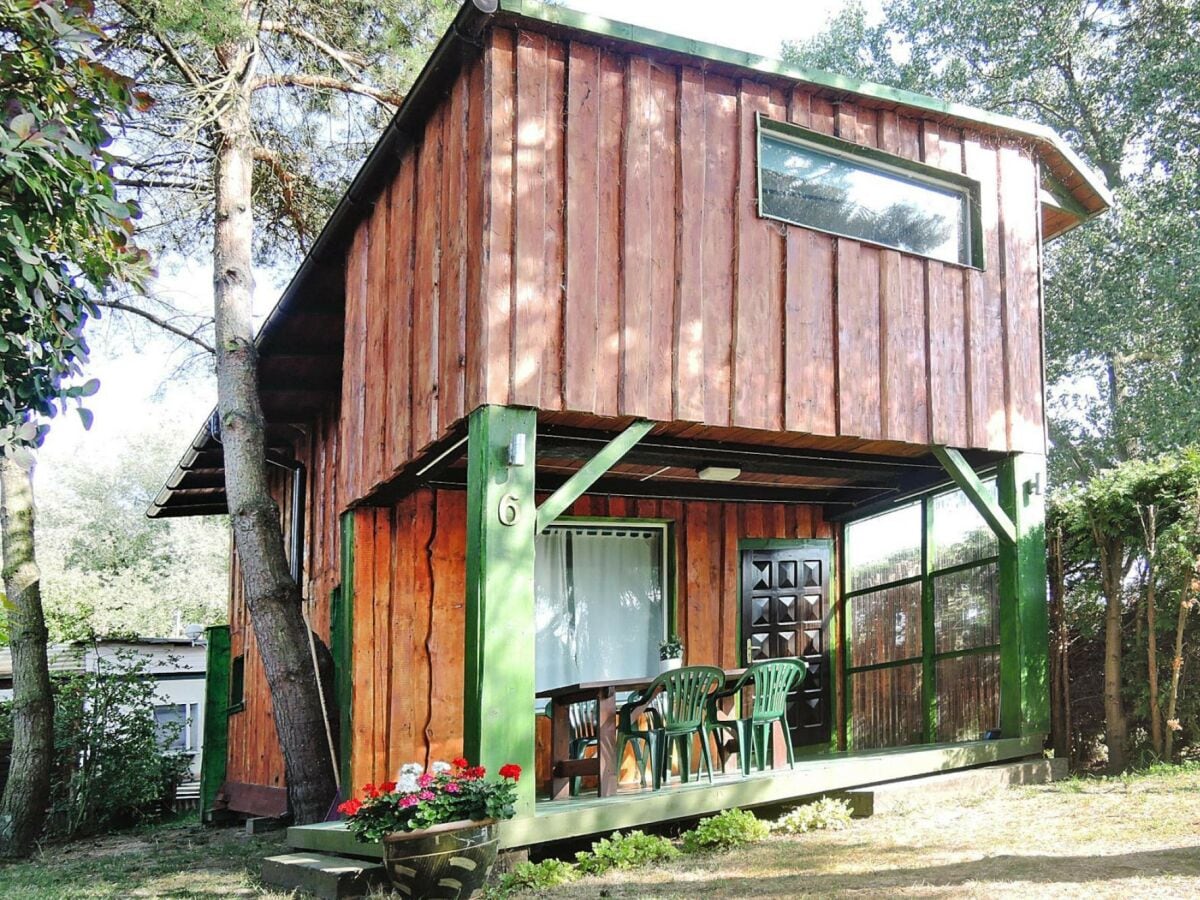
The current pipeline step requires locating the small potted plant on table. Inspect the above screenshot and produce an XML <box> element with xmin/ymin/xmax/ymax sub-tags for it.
<box><xmin>659</xmin><ymin>636</ymin><xmax>684</xmax><ymax>672</ymax></box>
<box><xmin>338</xmin><ymin>757</ymin><xmax>521</xmax><ymax>898</ymax></box>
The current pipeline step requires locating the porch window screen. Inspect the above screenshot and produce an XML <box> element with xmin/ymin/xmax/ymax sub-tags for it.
<box><xmin>534</xmin><ymin>524</ymin><xmax>666</xmax><ymax>691</ymax></box>
<box><xmin>844</xmin><ymin>479</ymin><xmax>1001</xmax><ymax>750</ymax></box>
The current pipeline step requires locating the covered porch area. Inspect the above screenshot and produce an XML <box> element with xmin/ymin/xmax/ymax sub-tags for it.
<box><xmin>299</xmin><ymin>404</ymin><xmax>1051</xmax><ymax>850</ymax></box>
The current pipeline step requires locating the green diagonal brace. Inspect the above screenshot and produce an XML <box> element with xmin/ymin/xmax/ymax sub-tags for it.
<box><xmin>931</xmin><ymin>446</ymin><xmax>1016</xmax><ymax>547</ymax></box>
<box><xmin>535</xmin><ymin>420</ymin><xmax>654</xmax><ymax>532</ymax></box>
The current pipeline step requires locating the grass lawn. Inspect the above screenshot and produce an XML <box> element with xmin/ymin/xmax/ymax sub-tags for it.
<box><xmin>2</xmin><ymin>765</ymin><xmax>1198</xmax><ymax>898</ymax></box>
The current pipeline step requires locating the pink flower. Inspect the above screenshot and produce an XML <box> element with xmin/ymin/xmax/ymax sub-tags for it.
<box><xmin>445</xmin><ymin>781</ymin><xmax>461</xmax><ymax>794</ymax></box>
<box><xmin>400</xmin><ymin>795</ymin><xmax>419</xmax><ymax>808</ymax></box>
<box><xmin>417</xmin><ymin>773</ymin><xmax>434</xmax><ymax>788</ymax></box>
<box><xmin>419</xmin><ymin>790</ymin><xmax>435</xmax><ymax>801</ymax></box>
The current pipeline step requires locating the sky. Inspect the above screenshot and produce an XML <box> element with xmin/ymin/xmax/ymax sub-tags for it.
<box><xmin>34</xmin><ymin>0</ymin><xmax>874</xmax><ymax>491</ymax></box>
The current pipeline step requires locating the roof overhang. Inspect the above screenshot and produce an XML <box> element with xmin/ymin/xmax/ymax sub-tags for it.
<box><xmin>149</xmin><ymin>0</ymin><xmax>1110</xmax><ymax>517</ymax></box>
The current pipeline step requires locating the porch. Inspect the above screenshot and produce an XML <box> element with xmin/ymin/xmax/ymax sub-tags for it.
<box><xmin>315</xmin><ymin>405</ymin><xmax>1049</xmax><ymax>848</ymax></box>
<box><xmin>287</xmin><ymin>734</ymin><xmax>1043</xmax><ymax>855</ymax></box>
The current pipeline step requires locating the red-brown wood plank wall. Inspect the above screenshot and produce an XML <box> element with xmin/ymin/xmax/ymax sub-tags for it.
<box><xmin>473</xmin><ymin>27</ymin><xmax>1046</xmax><ymax>455</ymax></box>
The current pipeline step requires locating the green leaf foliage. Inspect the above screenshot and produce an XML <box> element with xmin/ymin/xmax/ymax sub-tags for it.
<box><xmin>681</xmin><ymin>807</ymin><xmax>771</xmax><ymax>852</ymax></box>
<box><xmin>492</xmin><ymin>858</ymin><xmax>579</xmax><ymax>896</ymax></box>
<box><xmin>573</xmin><ymin>830</ymin><xmax>681</xmax><ymax>876</ymax></box>
<box><xmin>774</xmin><ymin>796</ymin><xmax>854</xmax><ymax>835</ymax></box>
<box><xmin>1</xmin><ymin>0</ymin><xmax>149</xmax><ymax>456</ymax></box>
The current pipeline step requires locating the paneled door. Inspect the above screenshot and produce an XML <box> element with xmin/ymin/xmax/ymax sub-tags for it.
<box><xmin>740</xmin><ymin>543</ymin><xmax>832</xmax><ymax>747</ymax></box>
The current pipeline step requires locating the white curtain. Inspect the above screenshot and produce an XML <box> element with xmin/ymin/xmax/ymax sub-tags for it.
<box><xmin>534</xmin><ymin>527</ymin><xmax>664</xmax><ymax>691</ymax></box>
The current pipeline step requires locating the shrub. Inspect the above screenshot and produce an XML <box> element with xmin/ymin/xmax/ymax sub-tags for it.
<box><xmin>774</xmin><ymin>796</ymin><xmax>853</xmax><ymax>834</ymax></box>
<box><xmin>495</xmin><ymin>858</ymin><xmax>579</xmax><ymax>894</ymax></box>
<box><xmin>574</xmin><ymin>830</ymin><xmax>680</xmax><ymax>875</ymax></box>
<box><xmin>47</xmin><ymin>649</ymin><xmax>190</xmax><ymax>839</ymax></box>
<box><xmin>681</xmin><ymin>808</ymin><xmax>770</xmax><ymax>852</ymax></box>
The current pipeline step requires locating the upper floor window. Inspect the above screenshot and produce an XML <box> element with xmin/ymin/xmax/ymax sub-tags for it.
<box><xmin>757</xmin><ymin>114</ymin><xmax>982</xmax><ymax>267</ymax></box>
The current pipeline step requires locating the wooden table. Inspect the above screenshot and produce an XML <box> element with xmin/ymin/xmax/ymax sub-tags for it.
<box><xmin>537</xmin><ymin>668</ymin><xmax>747</xmax><ymax>800</ymax></box>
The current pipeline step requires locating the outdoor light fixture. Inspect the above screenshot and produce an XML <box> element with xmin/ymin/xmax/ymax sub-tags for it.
<box><xmin>697</xmin><ymin>466</ymin><xmax>741</xmax><ymax>482</ymax></box>
<box><xmin>507</xmin><ymin>433</ymin><xmax>527</xmax><ymax>467</ymax></box>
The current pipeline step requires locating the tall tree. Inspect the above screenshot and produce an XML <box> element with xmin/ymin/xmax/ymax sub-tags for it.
<box><xmin>0</xmin><ymin>0</ymin><xmax>146</xmax><ymax>855</ymax></box>
<box><xmin>100</xmin><ymin>0</ymin><xmax>453</xmax><ymax>823</ymax></box>
<box><xmin>783</xmin><ymin>0</ymin><xmax>1200</xmax><ymax>482</ymax></box>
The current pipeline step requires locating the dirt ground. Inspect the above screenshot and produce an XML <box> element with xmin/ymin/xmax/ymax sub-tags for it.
<box><xmin>1</xmin><ymin>764</ymin><xmax>1197</xmax><ymax>898</ymax></box>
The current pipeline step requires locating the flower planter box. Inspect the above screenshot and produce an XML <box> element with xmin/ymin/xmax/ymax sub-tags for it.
<box><xmin>381</xmin><ymin>818</ymin><xmax>499</xmax><ymax>899</ymax></box>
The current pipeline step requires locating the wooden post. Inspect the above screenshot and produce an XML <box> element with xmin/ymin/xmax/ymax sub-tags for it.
<box><xmin>199</xmin><ymin>624</ymin><xmax>231</xmax><ymax>822</ymax></box>
<box><xmin>464</xmin><ymin>405</ymin><xmax>538</xmax><ymax>815</ymax></box>
<box><xmin>931</xmin><ymin>446</ymin><xmax>1016</xmax><ymax>547</ymax></box>
<box><xmin>998</xmin><ymin>453</ymin><xmax>1050</xmax><ymax>737</ymax></box>
<box><xmin>535</xmin><ymin>420</ymin><xmax>653</xmax><ymax>531</ymax></box>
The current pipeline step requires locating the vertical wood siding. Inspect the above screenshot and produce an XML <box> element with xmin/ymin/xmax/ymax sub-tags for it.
<box><xmin>472</xmin><ymin>28</ymin><xmax>1046</xmax><ymax>455</ymax></box>
<box><xmin>343</xmin><ymin>489</ymin><xmax>831</xmax><ymax>789</ymax></box>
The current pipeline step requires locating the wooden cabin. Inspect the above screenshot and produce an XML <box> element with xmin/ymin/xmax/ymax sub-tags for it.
<box><xmin>151</xmin><ymin>0</ymin><xmax>1110</xmax><ymax>851</ymax></box>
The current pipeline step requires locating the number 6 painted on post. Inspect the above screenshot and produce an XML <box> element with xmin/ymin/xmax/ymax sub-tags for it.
<box><xmin>498</xmin><ymin>493</ymin><xmax>520</xmax><ymax>526</ymax></box>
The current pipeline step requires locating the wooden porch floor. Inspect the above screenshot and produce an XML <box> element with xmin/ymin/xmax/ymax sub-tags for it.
<box><xmin>287</xmin><ymin>734</ymin><xmax>1043</xmax><ymax>856</ymax></box>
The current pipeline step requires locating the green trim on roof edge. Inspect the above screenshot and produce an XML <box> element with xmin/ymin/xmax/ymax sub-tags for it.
<box><xmin>498</xmin><ymin>0</ymin><xmax>1113</xmax><ymax>214</ymax></box>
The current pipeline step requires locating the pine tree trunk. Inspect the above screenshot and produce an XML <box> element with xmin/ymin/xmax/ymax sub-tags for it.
<box><xmin>1139</xmin><ymin>506</ymin><xmax>1163</xmax><ymax>757</ymax></box>
<box><xmin>211</xmin><ymin>82</ymin><xmax>336</xmax><ymax>824</ymax></box>
<box><xmin>1099</xmin><ymin>537</ymin><xmax>1128</xmax><ymax>773</ymax></box>
<box><xmin>1048</xmin><ymin>526</ymin><xmax>1072</xmax><ymax>763</ymax></box>
<box><xmin>0</xmin><ymin>455</ymin><xmax>55</xmax><ymax>856</ymax></box>
<box><xmin>1163</xmin><ymin>577</ymin><xmax>1195</xmax><ymax>762</ymax></box>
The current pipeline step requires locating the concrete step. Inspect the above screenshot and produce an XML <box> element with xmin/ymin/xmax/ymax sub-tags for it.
<box><xmin>261</xmin><ymin>852</ymin><xmax>388</xmax><ymax>899</ymax></box>
<box><xmin>845</xmin><ymin>757</ymin><xmax>1067</xmax><ymax>816</ymax></box>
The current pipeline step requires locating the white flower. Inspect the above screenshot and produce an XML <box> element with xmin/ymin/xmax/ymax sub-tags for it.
<box><xmin>398</xmin><ymin>774</ymin><xmax>419</xmax><ymax>793</ymax></box>
<box><xmin>399</xmin><ymin>762</ymin><xmax>423</xmax><ymax>776</ymax></box>
<box><xmin>431</xmin><ymin>761</ymin><xmax>451</xmax><ymax>774</ymax></box>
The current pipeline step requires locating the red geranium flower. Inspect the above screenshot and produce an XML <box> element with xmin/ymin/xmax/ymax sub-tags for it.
<box><xmin>379</xmin><ymin>781</ymin><xmax>397</xmax><ymax>793</ymax></box>
<box><xmin>337</xmin><ymin>798</ymin><xmax>363</xmax><ymax>816</ymax></box>
<box><xmin>465</xmin><ymin>765</ymin><xmax>486</xmax><ymax>779</ymax></box>
<box><xmin>452</xmin><ymin>757</ymin><xmax>469</xmax><ymax>769</ymax></box>
<box><xmin>362</xmin><ymin>782</ymin><xmax>379</xmax><ymax>798</ymax></box>
<box><xmin>499</xmin><ymin>763</ymin><xmax>522</xmax><ymax>782</ymax></box>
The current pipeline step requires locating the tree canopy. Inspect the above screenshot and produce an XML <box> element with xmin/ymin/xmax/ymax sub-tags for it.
<box><xmin>1</xmin><ymin>0</ymin><xmax>147</xmax><ymax>460</ymax></box>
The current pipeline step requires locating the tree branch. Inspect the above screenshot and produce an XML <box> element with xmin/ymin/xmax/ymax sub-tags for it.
<box><xmin>116</xmin><ymin>176</ymin><xmax>207</xmax><ymax>192</ymax></box>
<box><xmin>253</xmin><ymin>145</ymin><xmax>306</xmax><ymax>243</ymax></box>
<box><xmin>94</xmin><ymin>300</ymin><xmax>215</xmax><ymax>354</ymax></box>
<box><xmin>249</xmin><ymin>72</ymin><xmax>403</xmax><ymax>107</ymax></box>
<box><xmin>258</xmin><ymin>20</ymin><xmax>367</xmax><ymax>78</ymax></box>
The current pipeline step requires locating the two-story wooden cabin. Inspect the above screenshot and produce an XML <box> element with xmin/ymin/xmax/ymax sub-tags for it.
<box><xmin>151</xmin><ymin>0</ymin><xmax>1110</xmax><ymax>853</ymax></box>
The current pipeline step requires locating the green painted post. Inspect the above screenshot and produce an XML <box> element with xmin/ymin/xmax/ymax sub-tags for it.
<box><xmin>464</xmin><ymin>406</ymin><xmax>538</xmax><ymax>815</ymax></box>
<box><xmin>921</xmin><ymin>496</ymin><xmax>937</xmax><ymax>743</ymax></box>
<box><xmin>199</xmin><ymin>624</ymin><xmax>231</xmax><ymax>823</ymax></box>
<box><xmin>332</xmin><ymin>513</ymin><xmax>355</xmax><ymax>794</ymax></box>
<box><xmin>997</xmin><ymin>453</ymin><xmax>1050</xmax><ymax>737</ymax></box>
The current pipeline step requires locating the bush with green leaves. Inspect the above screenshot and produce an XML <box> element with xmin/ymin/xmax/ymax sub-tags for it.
<box><xmin>46</xmin><ymin>649</ymin><xmax>189</xmax><ymax>838</ymax></box>
<box><xmin>774</xmin><ymin>796</ymin><xmax>853</xmax><ymax>834</ymax></box>
<box><xmin>681</xmin><ymin>807</ymin><xmax>771</xmax><ymax>852</ymax></box>
<box><xmin>574</xmin><ymin>830</ymin><xmax>680</xmax><ymax>876</ymax></box>
<box><xmin>494</xmin><ymin>858</ymin><xmax>579</xmax><ymax>895</ymax></box>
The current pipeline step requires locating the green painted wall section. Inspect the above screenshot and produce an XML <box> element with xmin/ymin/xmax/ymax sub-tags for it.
<box><xmin>199</xmin><ymin>624</ymin><xmax>231</xmax><ymax>822</ymax></box>
<box><xmin>998</xmin><ymin>454</ymin><xmax>1051</xmax><ymax>735</ymax></box>
<box><xmin>463</xmin><ymin>405</ymin><xmax>539</xmax><ymax>815</ymax></box>
<box><xmin>332</xmin><ymin>513</ymin><xmax>355</xmax><ymax>794</ymax></box>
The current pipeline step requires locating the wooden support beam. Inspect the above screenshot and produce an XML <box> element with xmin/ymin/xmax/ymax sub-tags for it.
<box><xmin>535</xmin><ymin>420</ymin><xmax>654</xmax><ymax>532</ymax></box>
<box><xmin>464</xmin><ymin>406</ymin><xmax>538</xmax><ymax>815</ymax></box>
<box><xmin>199</xmin><ymin>625</ymin><xmax>231</xmax><ymax>823</ymax></box>
<box><xmin>931</xmin><ymin>446</ymin><xmax>1016</xmax><ymax>546</ymax></box>
<box><xmin>998</xmin><ymin>453</ymin><xmax>1050</xmax><ymax>737</ymax></box>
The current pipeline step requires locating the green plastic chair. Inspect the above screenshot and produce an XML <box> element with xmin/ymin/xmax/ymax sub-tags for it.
<box><xmin>617</xmin><ymin>665</ymin><xmax>725</xmax><ymax>789</ymax></box>
<box><xmin>705</xmin><ymin>659</ymin><xmax>806</xmax><ymax>776</ymax></box>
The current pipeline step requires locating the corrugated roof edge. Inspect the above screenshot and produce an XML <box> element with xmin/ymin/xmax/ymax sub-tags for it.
<box><xmin>500</xmin><ymin>0</ymin><xmax>1114</xmax><ymax>214</ymax></box>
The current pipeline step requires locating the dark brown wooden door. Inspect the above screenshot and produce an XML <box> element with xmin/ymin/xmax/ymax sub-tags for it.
<box><xmin>741</xmin><ymin>544</ymin><xmax>832</xmax><ymax>747</ymax></box>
